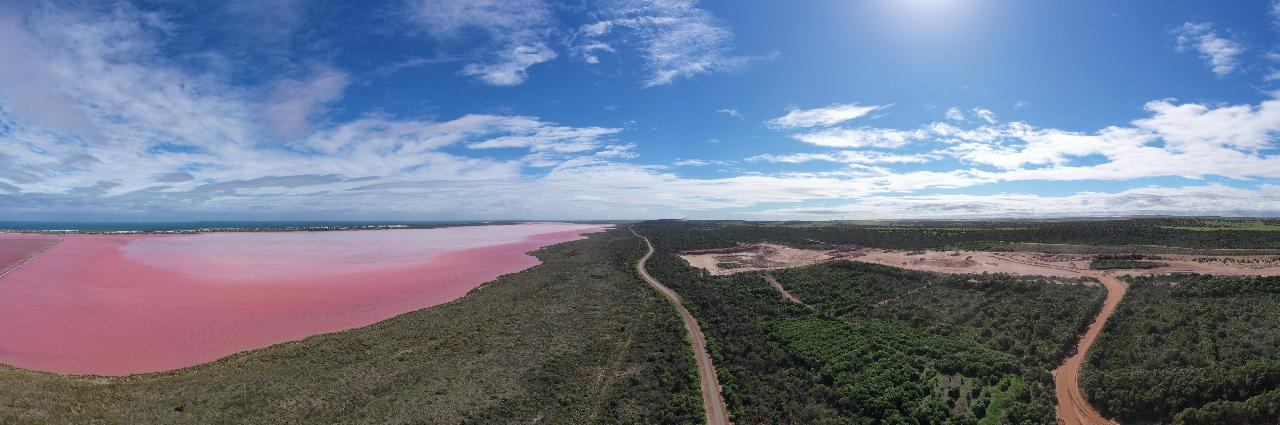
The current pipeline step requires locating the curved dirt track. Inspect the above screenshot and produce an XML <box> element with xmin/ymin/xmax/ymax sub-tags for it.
<box><xmin>631</xmin><ymin>229</ymin><xmax>732</xmax><ymax>425</ymax></box>
<box><xmin>763</xmin><ymin>273</ymin><xmax>812</xmax><ymax>309</ymax></box>
<box><xmin>1053</xmin><ymin>273</ymin><xmax>1125</xmax><ymax>425</ymax></box>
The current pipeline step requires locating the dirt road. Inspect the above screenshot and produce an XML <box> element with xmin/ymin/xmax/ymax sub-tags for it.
<box><xmin>763</xmin><ymin>273</ymin><xmax>812</xmax><ymax>309</ymax></box>
<box><xmin>631</xmin><ymin>229</ymin><xmax>732</xmax><ymax>425</ymax></box>
<box><xmin>1052</xmin><ymin>273</ymin><xmax>1125</xmax><ymax>425</ymax></box>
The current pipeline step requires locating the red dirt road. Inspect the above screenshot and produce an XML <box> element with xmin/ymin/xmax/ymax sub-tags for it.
<box><xmin>632</xmin><ymin>229</ymin><xmax>732</xmax><ymax>425</ymax></box>
<box><xmin>1053</xmin><ymin>273</ymin><xmax>1125</xmax><ymax>425</ymax></box>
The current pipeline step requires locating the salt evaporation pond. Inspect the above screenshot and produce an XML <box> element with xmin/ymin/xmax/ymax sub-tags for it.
<box><xmin>0</xmin><ymin>223</ymin><xmax>607</xmax><ymax>375</ymax></box>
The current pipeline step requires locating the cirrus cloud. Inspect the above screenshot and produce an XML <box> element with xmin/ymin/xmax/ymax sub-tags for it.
<box><xmin>766</xmin><ymin>103</ymin><xmax>886</xmax><ymax>129</ymax></box>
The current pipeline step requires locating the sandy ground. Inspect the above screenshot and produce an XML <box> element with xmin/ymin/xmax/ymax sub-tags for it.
<box><xmin>0</xmin><ymin>224</ymin><xmax>608</xmax><ymax>375</ymax></box>
<box><xmin>1140</xmin><ymin>254</ymin><xmax>1280</xmax><ymax>276</ymax></box>
<box><xmin>681</xmin><ymin>244</ymin><xmax>1280</xmax><ymax>278</ymax></box>
<box><xmin>681</xmin><ymin>243</ymin><xmax>1280</xmax><ymax>425</ymax></box>
<box><xmin>681</xmin><ymin>244</ymin><xmax>833</xmax><ymax>276</ymax></box>
<box><xmin>633</xmin><ymin>229</ymin><xmax>732</xmax><ymax>425</ymax></box>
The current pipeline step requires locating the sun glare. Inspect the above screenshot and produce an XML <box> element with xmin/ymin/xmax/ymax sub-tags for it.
<box><xmin>874</xmin><ymin>0</ymin><xmax>986</xmax><ymax>36</ymax></box>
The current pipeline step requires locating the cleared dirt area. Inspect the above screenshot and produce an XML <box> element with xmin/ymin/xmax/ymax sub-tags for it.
<box><xmin>680</xmin><ymin>244</ymin><xmax>840</xmax><ymax>275</ymax></box>
<box><xmin>680</xmin><ymin>244</ymin><xmax>1280</xmax><ymax>278</ymax></box>
<box><xmin>0</xmin><ymin>238</ymin><xmax>61</xmax><ymax>280</ymax></box>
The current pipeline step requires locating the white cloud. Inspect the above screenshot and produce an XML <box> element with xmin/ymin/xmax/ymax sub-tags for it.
<box><xmin>468</xmin><ymin>120</ymin><xmax>622</xmax><ymax>153</ymax></box>
<box><xmin>0</xmin><ymin>5</ymin><xmax>636</xmax><ymax>218</ymax></box>
<box><xmin>0</xmin><ymin>6</ymin><xmax>98</xmax><ymax>138</ymax></box>
<box><xmin>937</xmin><ymin>97</ymin><xmax>1280</xmax><ymax>181</ymax></box>
<box><xmin>748</xmin><ymin>151</ymin><xmax>936</xmax><ymax>165</ymax></box>
<box><xmin>460</xmin><ymin>43</ymin><xmax>557</xmax><ymax>86</ymax></box>
<box><xmin>575</xmin><ymin>0</ymin><xmax>769</xmax><ymax>87</ymax></box>
<box><xmin>673</xmin><ymin>158</ymin><xmax>730</xmax><ymax>167</ymax></box>
<box><xmin>571</xmin><ymin>42</ymin><xmax>615</xmax><ymax>64</ymax></box>
<box><xmin>766</xmin><ymin>103</ymin><xmax>885</xmax><ymax>129</ymax></box>
<box><xmin>945</xmin><ymin>107</ymin><xmax>965</xmax><ymax>121</ymax></box>
<box><xmin>971</xmin><ymin>107</ymin><xmax>998</xmax><ymax>124</ymax></box>
<box><xmin>1013</xmin><ymin>101</ymin><xmax>1030</xmax><ymax>110</ymax></box>
<box><xmin>262</xmin><ymin>68</ymin><xmax>349</xmax><ymax>138</ymax></box>
<box><xmin>1175</xmin><ymin>22</ymin><xmax>1244</xmax><ymax>76</ymax></box>
<box><xmin>761</xmin><ymin>185</ymin><xmax>1280</xmax><ymax>219</ymax></box>
<box><xmin>409</xmin><ymin>0</ymin><xmax>556</xmax><ymax>86</ymax></box>
<box><xmin>1135</xmin><ymin>98</ymin><xmax>1280</xmax><ymax>150</ymax></box>
<box><xmin>1272</xmin><ymin>0</ymin><xmax>1280</xmax><ymax>29</ymax></box>
<box><xmin>716</xmin><ymin>108</ymin><xmax>742</xmax><ymax>119</ymax></box>
<box><xmin>791</xmin><ymin>127</ymin><xmax>928</xmax><ymax>149</ymax></box>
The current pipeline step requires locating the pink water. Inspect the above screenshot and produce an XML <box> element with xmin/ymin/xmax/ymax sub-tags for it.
<box><xmin>0</xmin><ymin>223</ymin><xmax>608</xmax><ymax>375</ymax></box>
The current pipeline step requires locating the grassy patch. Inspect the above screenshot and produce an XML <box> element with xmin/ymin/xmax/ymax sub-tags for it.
<box><xmin>978</xmin><ymin>376</ymin><xmax>1026</xmax><ymax>425</ymax></box>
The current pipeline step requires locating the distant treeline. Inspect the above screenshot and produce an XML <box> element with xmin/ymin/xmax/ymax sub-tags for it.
<box><xmin>637</xmin><ymin>218</ymin><xmax>1280</xmax><ymax>252</ymax></box>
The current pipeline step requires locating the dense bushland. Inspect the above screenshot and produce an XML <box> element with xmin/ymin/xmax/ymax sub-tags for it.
<box><xmin>773</xmin><ymin>261</ymin><xmax>1104</xmax><ymax>371</ymax></box>
<box><xmin>637</xmin><ymin>218</ymin><xmax>1280</xmax><ymax>252</ymax></box>
<box><xmin>1083</xmin><ymin>274</ymin><xmax>1280</xmax><ymax>424</ymax></box>
<box><xmin>634</xmin><ymin>222</ymin><xmax>1106</xmax><ymax>424</ymax></box>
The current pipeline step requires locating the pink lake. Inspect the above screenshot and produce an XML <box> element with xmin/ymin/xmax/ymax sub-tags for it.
<box><xmin>0</xmin><ymin>223</ymin><xmax>608</xmax><ymax>375</ymax></box>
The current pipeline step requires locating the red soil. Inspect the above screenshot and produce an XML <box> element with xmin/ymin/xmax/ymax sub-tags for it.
<box><xmin>0</xmin><ymin>223</ymin><xmax>606</xmax><ymax>376</ymax></box>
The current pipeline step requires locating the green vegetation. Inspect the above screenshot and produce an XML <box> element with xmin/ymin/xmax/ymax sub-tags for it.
<box><xmin>1088</xmin><ymin>254</ymin><xmax>1169</xmax><ymax>270</ymax></box>
<box><xmin>634</xmin><ymin>221</ymin><xmax>1107</xmax><ymax>424</ymax></box>
<box><xmin>864</xmin><ymin>226</ymin><xmax>1036</xmax><ymax>233</ymax></box>
<box><xmin>771</xmin><ymin>261</ymin><xmax>1104</xmax><ymax>371</ymax></box>
<box><xmin>641</xmin><ymin>218</ymin><xmax>1280</xmax><ymax>252</ymax></box>
<box><xmin>1082</xmin><ymin>274</ymin><xmax>1280</xmax><ymax>424</ymax></box>
<box><xmin>978</xmin><ymin>376</ymin><xmax>1026</xmax><ymax>425</ymax></box>
<box><xmin>0</xmin><ymin>230</ymin><xmax>702</xmax><ymax>424</ymax></box>
<box><xmin>1160</xmin><ymin>219</ymin><xmax>1280</xmax><ymax>232</ymax></box>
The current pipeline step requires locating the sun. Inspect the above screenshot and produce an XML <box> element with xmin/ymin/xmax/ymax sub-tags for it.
<box><xmin>871</xmin><ymin>0</ymin><xmax>988</xmax><ymax>42</ymax></box>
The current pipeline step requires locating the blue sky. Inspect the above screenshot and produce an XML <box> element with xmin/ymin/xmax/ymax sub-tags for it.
<box><xmin>2</xmin><ymin>0</ymin><xmax>1280</xmax><ymax>220</ymax></box>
